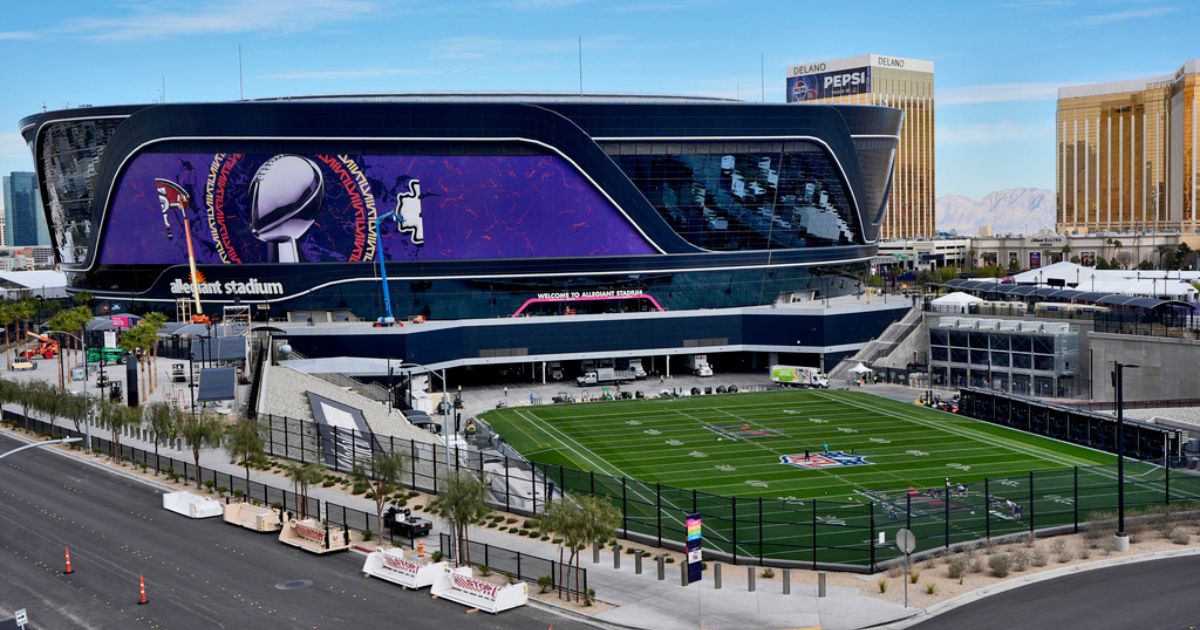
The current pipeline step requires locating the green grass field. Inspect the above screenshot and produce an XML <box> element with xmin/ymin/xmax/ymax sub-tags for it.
<box><xmin>482</xmin><ymin>389</ymin><xmax>1193</xmax><ymax>567</ymax></box>
<box><xmin>484</xmin><ymin>389</ymin><xmax>1116</xmax><ymax>501</ymax></box>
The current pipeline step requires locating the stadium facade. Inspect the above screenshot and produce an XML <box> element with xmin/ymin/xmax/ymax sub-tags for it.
<box><xmin>21</xmin><ymin>95</ymin><xmax>907</xmax><ymax>371</ymax></box>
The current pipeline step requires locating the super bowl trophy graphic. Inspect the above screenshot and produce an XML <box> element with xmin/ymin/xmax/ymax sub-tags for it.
<box><xmin>249</xmin><ymin>154</ymin><xmax>324</xmax><ymax>263</ymax></box>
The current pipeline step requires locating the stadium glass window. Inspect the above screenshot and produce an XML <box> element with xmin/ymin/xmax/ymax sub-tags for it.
<box><xmin>992</xmin><ymin>374</ymin><xmax>1009</xmax><ymax>391</ymax></box>
<box><xmin>950</xmin><ymin>348</ymin><xmax>969</xmax><ymax>364</ymax></box>
<box><xmin>606</xmin><ymin>141</ymin><xmax>860</xmax><ymax>251</ymax></box>
<box><xmin>988</xmin><ymin>333</ymin><xmax>1008</xmax><ymax>350</ymax></box>
<box><xmin>1034</xmin><ymin>377</ymin><xmax>1054</xmax><ymax>397</ymax></box>
<box><xmin>930</xmin><ymin>346</ymin><xmax>947</xmax><ymax>362</ymax></box>
<box><xmin>1011</xmin><ymin>335</ymin><xmax>1032</xmax><ymax>352</ymax></box>
<box><xmin>930</xmin><ymin>329</ymin><xmax>948</xmax><ymax>346</ymax></box>
<box><xmin>1012</xmin><ymin>374</ymin><xmax>1031</xmax><ymax>395</ymax></box>
<box><xmin>970</xmin><ymin>371</ymin><xmax>988</xmax><ymax>388</ymax></box>
<box><xmin>970</xmin><ymin>350</ymin><xmax>989</xmax><ymax>365</ymax></box>
<box><xmin>1032</xmin><ymin>336</ymin><xmax>1054</xmax><ymax>355</ymax></box>
<box><xmin>1034</xmin><ymin>355</ymin><xmax>1055</xmax><ymax>371</ymax></box>
<box><xmin>950</xmin><ymin>369</ymin><xmax>968</xmax><ymax>387</ymax></box>
<box><xmin>968</xmin><ymin>332</ymin><xmax>987</xmax><ymax>348</ymax></box>
<box><xmin>990</xmin><ymin>351</ymin><xmax>1010</xmax><ymax>367</ymax></box>
<box><xmin>1012</xmin><ymin>353</ymin><xmax>1032</xmax><ymax>369</ymax></box>
<box><xmin>949</xmin><ymin>331</ymin><xmax>969</xmax><ymax>348</ymax></box>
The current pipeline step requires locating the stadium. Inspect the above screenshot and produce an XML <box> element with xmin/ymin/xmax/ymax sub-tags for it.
<box><xmin>20</xmin><ymin>95</ymin><xmax>907</xmax><ymax>372</ymax></box>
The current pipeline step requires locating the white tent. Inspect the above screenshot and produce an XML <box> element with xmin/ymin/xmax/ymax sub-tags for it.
<box><xmin>930</xmin><ymin>291</ymin><xmax>984</xmax><ymax>313</ymax></box>
<box><xmin>848</xmin><ymin>363</ymin><xmax>873</xmax><ymax>375</ymax></box>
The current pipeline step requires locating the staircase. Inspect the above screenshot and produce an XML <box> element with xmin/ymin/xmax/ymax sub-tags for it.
<box><xmin>828</xmin><ymin>306</ymin><xmax>923</xmax><ymax>380</ymax></box>
<box><xmin>311</xmin><ymin>370</ymin><xmax>391</xmax><ymax>403</ymax></box>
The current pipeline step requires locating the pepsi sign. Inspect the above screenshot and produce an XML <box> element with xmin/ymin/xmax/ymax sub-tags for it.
<box><xmin>786</xmin><ymin>67</ymin><xmax>872</xmax><ymax>102</ymax></box>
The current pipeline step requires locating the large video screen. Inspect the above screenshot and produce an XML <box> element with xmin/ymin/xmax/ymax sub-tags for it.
<box><xmin>787</xmin><ymin>67</ymin><xmax>871</xmax><ymax>102</ymax></box>
<box><xmin>98</xmin><ymin>152</ymin><xmax>657</xmax><ymax>265</ymax></box>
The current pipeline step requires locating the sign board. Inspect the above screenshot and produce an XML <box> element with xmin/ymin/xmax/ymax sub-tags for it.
<box><xmin>111</xmin><ymin>315</ymin><xmax>130</xmax><ymax>329</ymax></box>
<box><xmin>15</xmin><ymin>609</ymin><xmax>27</xmax><ymax>626</ymax></box>
<box><xmin>362</xmin><ymin>548</ymin><xmax>446</xmax><ymax>589</ymax></box>
<box><xmin>430</xmin><ymin>565</ymin><xmax>528</xmax><ymax>613</ymax></box>
<box><xmin>103</xmin><ymin>330</ymin><xmax>117</xmax><ymax>349</ymax></box>
<box><xmin>787</xmin><ymin>67</ymin><xmax>871</xmax><ymax>102</ymax></box>
<box><xmin>896</xmin><ymin>528</ymin><xmax>916</xmax><ymax>554</ymax></box>
<box><xmin>686</xmin><ymin>512</ymin><xmax>703</xmax><ymax>584</ymax></box>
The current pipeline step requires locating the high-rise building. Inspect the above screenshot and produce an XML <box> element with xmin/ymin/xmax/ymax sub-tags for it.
<box><xmin>1056</xmin><ymin>60</ymin><xmax>1199</xmax><ymax>234</ymax></box>
<box><xmin>2</xmin><ymin>172</ymin><xmax>50</xmax><ymax>247</ymax></box>
<box><xmin>787</xmin><ymin>54</ymin><xmax>935</xmax><ymax>240</ymax></box>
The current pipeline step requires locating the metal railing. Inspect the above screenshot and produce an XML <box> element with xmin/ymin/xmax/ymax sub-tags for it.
<box><xmin>439</xmin><ymin>533</ymin><xmax>586</xmax><ymax>596</ymax></box>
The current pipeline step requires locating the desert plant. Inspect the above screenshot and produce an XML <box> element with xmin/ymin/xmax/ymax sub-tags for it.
<box><xmin>1170</xmin><ymin>528</ymin><xmax>1191</xmax><ymax>545</ymax></box>
<box><xmin>761</xmin><ymin>568</ymin><xmax>775</xmax><ymax>579</ymax></box>
<box><xmin>224</xmin><ymin>417</ymin><xmax>264</xmax><ymax>496</ymax></box>
<box><xmin>537</xmin><ymin>575</ymin><xmax>552</xmax><ymax>593</ymax></box>
<box><xmin>353</xmin><ymin>451</ymin><xmax>409</xmax><ymax>545</ymax></box>
<box><xmin>583</xmin><ymin>587</ymin><xmax>596</xmax><ymax>606</ymax></box>
<box><xmin>947</xmin><ymin>556</ymin><xmax>967</xmax><ymax>580</ymax></box>
<box><xmin>969</xmin><ymin>556</ymin><xmax>984</xmax><ymax>573</ymax></box>
<box><xmin>1023</xmin><ymin>532</ymin><xmax>1036</xmax><ymax>548</ymax></box>
<box><xmin>431</xmin><ymin>550</ymin><xmax>444</xmax><ymax>562</ymax></box>
<box><xmin>1010</xmin><ymin>549</ymin><xmax>1030</xmax><ymax>572</ymax></box>
<box><xmin>989</xmin><ymin>553</ymin><xmax>1011</xmax><ymax>578</ymax></box>
<box><xmin>362</xmin><ymin>528</ymin><xmax>373</xmax><ymax>541</ymax></box>
<box><xmin>430</xmin><ymin>472</ymin><xmax>490</xmax><ymax>568</ymax></box>
<box><xmin>909</xmin><ymin>571</ymin><xmax>920</xmax><ymax>584</ymax></box>
<box><xmin>1076</xmin><ymin>543</ymin><xmax>1091</xmax><ymax>560</ymax></box>
<box><xmin>925</xmin><ymin>583</ymin><xmax>937</xmax><ymax>595</ymax></box>
<box><xmin>479</xmin><ymin>564</ymin><xmax>491</xmax><ymax>576</ymax></box>
<box><xmin>1031</xmin><ymin>548</ymin><xmax>1048</xmax><ymax>567</ymax></box>
<box><xmin>177</xmin><ymin>412</ymin><xmax>225</xmax><ymax>489</ymax></box>
<box><xmin>887</xmin><ymin>564</ymin><xmax>903</xmax><ymax>578</ymax></box>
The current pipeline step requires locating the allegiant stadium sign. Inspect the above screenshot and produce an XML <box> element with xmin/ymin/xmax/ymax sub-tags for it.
<box><xmin>169</xmin><ymin>278</ymin><xmax>285</xmax><ymax>296</ymax></box>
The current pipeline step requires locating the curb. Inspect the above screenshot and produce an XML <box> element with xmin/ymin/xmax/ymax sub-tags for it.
<box><xmin>0</xmin><ymin>426</ymin><xmax>176</xmax><ymax>493</ymax></box>
<box><xmin>526</xmin><ymin>598</ymin><xmax>630</xmax><ymax>630</ymax></box>
<box><xmin>875</xmin><ymin>545</ymin><xmax>1200</xmax><ymax>628</ymax></box>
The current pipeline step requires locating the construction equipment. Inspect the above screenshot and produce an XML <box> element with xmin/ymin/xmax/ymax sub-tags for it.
<box><xmin>21</xmin><ymin>332</ymin><xmax>59</xmax><ymax>360</ymax></box>
<box><xmin>156</xmin><ymin>179</ymin><xmax>211</xmax><ymax>325</ymax></box>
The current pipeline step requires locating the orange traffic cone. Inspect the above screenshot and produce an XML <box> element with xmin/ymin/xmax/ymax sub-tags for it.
<box><xmin>63</xmin><ymin>547</ymin><xmax>74</xmax><ymax>574</ymax></box>
<box><xmin>137</xmin><ymin>575</ymin><xmax>148</xmax><ymax>605</ymax></box>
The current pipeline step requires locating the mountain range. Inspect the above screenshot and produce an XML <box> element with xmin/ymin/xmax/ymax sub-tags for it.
<box><xmin>935</xmin><ymin>188</ymin><xmax>1055</xmax><ymax>236</ymax></box>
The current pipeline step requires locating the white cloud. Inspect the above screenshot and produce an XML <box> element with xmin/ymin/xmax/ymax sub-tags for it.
<box><xmin>0</xmin><ymin>32</ymin><xmax>37</xmax><ymax>40</ymax></box>
<box><xmin>937</xmin><ymin>121</ymin><xmax>1052</xmax><ymax>145</ymax></box>
<box><xmin>57</xmin><ymin>0</ymin><xmax>380</xmax><ymax>42</ymax></box>
<box><xmin>937</xmin><ymin>82</ymin><xmax>1064</xmax><ymax>105</ymax></box>
<box><xmin>428</xmin><ymin>34</ymin><xmax>627</xmax><ymax>62</ymax></box>
<box><xmin>1075</xmin><ymin>6</ymin><xmax>1176</xmax><ymax>25</ymax></box>
<box><xmin>264</xmin><ymin>67</ymin><xmax>427</xmax><ymax>80</ymax></box>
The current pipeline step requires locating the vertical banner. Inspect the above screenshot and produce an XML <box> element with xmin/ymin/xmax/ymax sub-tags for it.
<box><xmin>686</xmin><ymin>512</ymin><xmax>703</xmax><ymax>584</ymax></box>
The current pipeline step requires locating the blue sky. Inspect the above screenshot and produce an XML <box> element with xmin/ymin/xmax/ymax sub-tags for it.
<box><xmin>0</xmin><ymin>0</ymin><xmax>1196</xmax><ymax>200</ymax></box>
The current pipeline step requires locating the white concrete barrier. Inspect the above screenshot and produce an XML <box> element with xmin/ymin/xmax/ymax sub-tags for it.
<box><xmin>223</xmin><ymin>502</ymin><xmax>282</xmax><ymax>532</ymax></box>
<box><xmin>362</xmin><ymin>548</ymin><xmax>446</xmax><ymax>589</ymax></box>
<box><xmin>278</xmin><ymin>517</ymin><xmax>349</xmax><ymax>554</ymax></box>
<box><xmin>161</xmin><ymin>491</ymin><xmax>223</xmax><ymax>519</ymax></box>
<box><xmin>430</xmin><ymin>565</ymin><xmax>528</xmax><ymax>613</ymax></box>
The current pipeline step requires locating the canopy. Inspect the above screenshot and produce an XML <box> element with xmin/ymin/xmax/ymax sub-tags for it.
<box><xmin>848</xmin><ymin>363</ymin><xmax>874</xmax><ymax>375</ymax></box>
<box><xmin>930</xmin><ymin>291</ymin><xmax>983</xmax><ymax>313</ymax></box>
<box><xmin>196</xmin><ymin>367</ymin><xmax>236</xmax><ymax>402</ymax></box>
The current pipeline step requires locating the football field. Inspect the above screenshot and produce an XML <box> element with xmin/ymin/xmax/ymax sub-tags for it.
<box><xmin>482</xmin><ymin>389</ymin><xmax>1191</xmax><ymax>566</ymax></box>
<box><xmin>483</xmin><ymin>389</ymin><xmax>1117</xmax><ymax>503</ymax></box>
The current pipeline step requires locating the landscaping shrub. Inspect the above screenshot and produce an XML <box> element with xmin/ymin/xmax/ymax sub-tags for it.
<box><xmin>878</xmin><ymin>580</ymin><xmax>888</xmax><ymax>593</ymax></box>
<box><xmin>988</xmin><ymin>553</ymin><xmax>1011</xmax><ymax>578</ymax></box>
<box><xmin>947</xmin><ymin>556</ymin><xmax>967</xmax><ymax>579</ymax></box>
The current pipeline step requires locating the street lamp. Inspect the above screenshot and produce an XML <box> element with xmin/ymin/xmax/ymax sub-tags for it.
<box><xmin>1112</xmin><ymin>362</ymin><xmax>1139</xmax><ymax>552</ymax></box>
<box><xmin>0</xmin><ymin>437</ymin><xmax>82</xmax><ymax>461</ymax></box>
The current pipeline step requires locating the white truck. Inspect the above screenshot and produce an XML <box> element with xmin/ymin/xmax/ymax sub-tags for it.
<box><xmin>770</xmin><ymin>365</ymin><xmax>828</xmax><ymax>388</ymax></box>
<box><xmin>576</xmin><ymin>367</ymin><xmax>638</xmax><ymax>387</ymax></box>
<box><xmin>682</xmin><ymin>354</ymin><xmax>713</xmax><ymax>377</ymax></box>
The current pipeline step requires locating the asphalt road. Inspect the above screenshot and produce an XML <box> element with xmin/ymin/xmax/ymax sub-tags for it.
<box><xmin>0</xmin><ymin>432</ymin><xmax>590</xmax><ymax>630</ymax></box>
<box><xmin>913</xmin><ymin>554</ymin><xmax>1200</xmax><ymax>630</ymax></box>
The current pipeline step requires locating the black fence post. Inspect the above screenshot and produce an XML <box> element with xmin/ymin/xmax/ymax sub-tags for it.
<box><xmin>590</xmin><ymin>470</ymin><xmax>595</xmax><ymax>497</ymax></box>
<box><xmin>811</xmin><ymin>499</ymin><xmax>817</xmax><ymax>570</ymax></box>
<box><xmin>1165</xmin><ymin>464</ymin><xmax>1171</xmax><ymax>506</ymax></box>
<box><xmin>758</xmin><ymin>497</ymin><xmax>764</xmax><ymax>565</ymax></box>
<box><xmin>559</xmin><ymin>466</ymin><xmax>565</xmax><ymax>502</ymax></box>
<box><xmin>432</xmin><ymin>445</ymin><xmax>438</xmax><ymax>495</ymax></box>
<box><xmin>944</xmin><ymin>486</ymin><xmax>950</xmax><ymax>550</ymax></box>
<box><xmin>655</xmin><ymin>483</ymin><xmax>662</xmax><ymax>547</ymax></box>
<box><xmin>532</xmin><ymin>464</ymin><xmax>539</xmax><ymax>515</ymax></box>
<box><xmin>692</xmin><ymin>489</ymin><xmax>698</xmax><ymax>515</ymax></box>
<box><xmin>731</xmin><ymin>497</ymin><xmax>738</xmax><ymax>565</ymax></box>
<box><xmin>906</xmin><ymin>492</ymin><xmax>912</xmax><ymax>532</ymax></box>
<box><xmin>621</xmin><ymin>477</ymin><xmax>628</xmax><ymax>533</ymax></box>
<box><xmin>984</xmin><ymin>477</ymin><xmax>991</xmax><ymax>541</ymax></box>
<box><xmin>1028</xmin><ymin>470</ymin><xmax>1035</xmax><ymax>533</ymax></box>
<box><xmin>1073</xmin><ymin>467</ymin><xmax>1079</xmax><ymax>533</ymax></box>
<box><xmin>410</xmin><ymin>439</ymin><xmax>417</xmax><ymax>489</ymax></box>
<box><xmin>868</xmin><ymin>501</ymin><xmax>876</xmax><ymax>572</ymax></box>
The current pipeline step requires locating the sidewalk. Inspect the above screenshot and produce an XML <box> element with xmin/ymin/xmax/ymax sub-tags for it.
<box><xmin>10</xmin><ymin>396</ymin><xmax>917</xmax><ymax>630</ymax></box>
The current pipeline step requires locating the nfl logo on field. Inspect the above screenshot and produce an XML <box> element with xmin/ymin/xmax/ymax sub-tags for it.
<box><xmin>780</xmin><ymin>451</ymin><xmax>871</xmax><ymax>469</ymax></box>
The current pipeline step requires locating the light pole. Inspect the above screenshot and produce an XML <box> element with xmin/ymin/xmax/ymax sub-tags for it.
<box><xmin>0</xmin><ymin>437</ymin><xmax>82</xmax><ymax>461</ymax></box>
<box><xmin>48</xmin><ymin>330</ymin><xmax>92</xmax><ymax>450</ymax></box>
<box><xmin>1112</xmin><ymin>362</ymin><xmax>1138</xmax><ymax>552</ymax></box>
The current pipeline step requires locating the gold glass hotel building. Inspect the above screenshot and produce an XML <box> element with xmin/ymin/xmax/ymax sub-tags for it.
<box><xmin>1057</xmin><ymin>60</ymin><xmax>1200</xmax><ymax>234</ymax></box>
<box><xmin>787</xmin><ymin>54</ymin><xmax>935</xmax><ymax>239</ymax></box>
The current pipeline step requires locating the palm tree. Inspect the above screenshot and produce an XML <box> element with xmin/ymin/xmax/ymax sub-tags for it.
<box><xmin>0</xmin><ymin>303</ymin><xmax>15</xmax><ymax>371</ymax></box>
<box><xmin>118</xmin><ymin>322</ymin><xmax>155</xmax><ymax>403</ymax></box>
<box><xmin>354</xmin><ymin>452</ymin><xmax>409</xmax><ymax>541</ymax></box>
<box><xmin>177</xmin><ymin>412</ymin><xmax>225</xmax><ymax>489</ymax></box>
<box><xmin>142</xmin><ymin>402</ymin><xmax>177</xmax><ymax>472</ymax></box>
<box><xmin>283</xmin><ymin>461</ymin><xmax>326</xmax><ymax>519</ymax></box>
<box><xmin>430</xmin><ymin>472</ymin><xmax>490</xmax><ymax>567</ymax></box>
<box><xmin>225</xmin><ymin>418</ymin><xmax>265</xmax><ymax>496</ymax></box>
<box><xmin>571</xmin><ymin>495</ymin><xmax>620</xmax><ymax>602</ymax></box>
<box><xmin>46</xmin><ymin>310</ymin><xmax>74</xmax><ymax>389</ymax></box>
<box><xmin>142</xmin><ymin>312</ymin><xmax>168</xmax><ymax>393</ymax></box>
<box><xmin>97</xmin><ymin>400</ymin><xmax>140</xmax><ymax>463</ymax></box>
